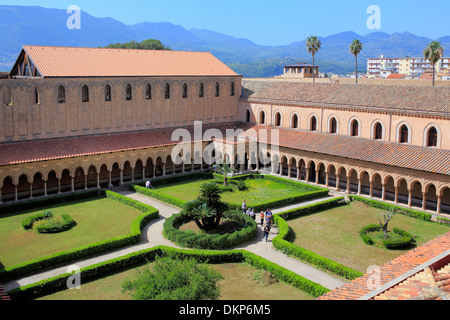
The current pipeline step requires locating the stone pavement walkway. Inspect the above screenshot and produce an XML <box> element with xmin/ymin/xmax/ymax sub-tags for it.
<box><xmin>1</xmin><ymin>191</ymin><xmax>347</xmax><ymax>293</ymax></box>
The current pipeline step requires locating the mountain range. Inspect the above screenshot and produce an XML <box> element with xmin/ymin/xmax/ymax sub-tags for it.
<box><xmin>0</xmin><ymin>5</ymin><xmax>448</xmax><ymax>77</ymax></box>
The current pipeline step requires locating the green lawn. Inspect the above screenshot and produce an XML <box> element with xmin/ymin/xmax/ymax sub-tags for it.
<box><xmin>38</xmin><ymin>262</ymin><xmax>313</xmax><ymax>301</ymax></box>
<box><xmin>0</xmin><ymin>197</ymin><xmax>144</xmax><ymax>268</ymax></box>
<box><xmin>286</xmin><ymin>201</ymin><xmax>449</xmax><ymax>273</ymax></box>
<box><xmin>153</xmin><ymin>178</ymin><xmax>312</xmax><ymax>207</ymax></box>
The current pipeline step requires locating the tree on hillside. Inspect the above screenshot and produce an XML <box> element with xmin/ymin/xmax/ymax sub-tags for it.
<box><xmin>349</xmin><ymin>39</ymin><xmax>363</xmax><ymax>84</ymax></box>
<box><xmin>306</xmin><ymin>36</ymin><xmax>321</xmax><ymax>83</ymax></box>
<box><xmin>424</xmin><ymin>41</ymin><xmax>444</xmax><ymax>87</ymax></box>
<box><xmin>105</xmin><ymin>39</ymin><xmax>171</xmax><ymax>50</ymax></box>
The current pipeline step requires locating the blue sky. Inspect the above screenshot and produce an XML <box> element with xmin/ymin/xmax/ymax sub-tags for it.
<box><xmin>2</xmin><ymin>0</ymin><xmax>449</xmax><ymax>45</ymax></box>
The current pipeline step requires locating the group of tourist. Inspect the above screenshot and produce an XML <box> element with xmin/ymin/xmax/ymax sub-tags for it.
<box><xmin>242</xmin><ymin>201</ymin><xmax>274</xmax><ymax>242</ymax></box>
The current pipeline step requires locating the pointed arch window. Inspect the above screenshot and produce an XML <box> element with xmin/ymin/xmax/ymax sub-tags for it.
<box><xmin>230</xmin><ymin>82</ymin><xmax>235</xmax><ymax>96</ymax></box>
<box><xmin>82</xmin><ymin>85</ymin><xmax>89</xmax><ymax>102</ymax></box>
<box><xmin>57</xmin><ymin>85</ymin><xmax>65</xmax><ymax>104</ymax></box>
<box><xmin>145</xmin><ymin>84</ymin><xmax>152</xmax><ymax>100</ymax></box>
<box><xmin>165</xmin><ymin>83</ymin><xmax>170</xmax><ymax>99</ymax></box>
<box><xmin>350</xmin><ymin>119</ymin><xmax>359</xmax><ymax>137</ymax></box>
<box><xmin>310</xmin><ymin>116</ymin><xmax>318</xmax><ymax>131</ymax></box>
<box><xmin>105</xmin><ymin>85</ymin><xmax>112</xmax><ymax>102</ymax></box>
<box><xmin>427</xmin><ymin>126</ymin><xmax>438</xmax><ymax>147</ymax></box>
<box><xmin>374</xmin><ymin>122</ymin><xmax>383</xmax><ymax>140</ymax></box>
<box><xmin>182</xmin><ymin>83</ymin><xmax>188</xmax><ymax>98</ymax></box>
<box><xmin>199</xmin><ymin>83</ymin><xmax>204</xmax><ymax>98</ymax></box>
<box><xmin>399</xmin><ymin>125</ymin><xmax>409</xmax><ymax>143</ymax></box>
<box><xmin>329</xmin><ymin>117</ymin><xmax>337</xmax><ymax>134</ymax></box>
<box><xmin>33</xmin><ymin>87</ymin><xmax>40</xmax><ymax>104</ymax></box>
<box><xmin>125</xmin><ymin>84</ymin><xmax>132</xmax><ymax>101</ymax></box>
<box><xmin>3</xmin><ymin>87</ymin><xmax>13</xmax><ymax>105</ymax></box>
<box><xmin>215</xmin><ymin>82</ymin><xmax>220</xmax><ymax>97</ymax></box>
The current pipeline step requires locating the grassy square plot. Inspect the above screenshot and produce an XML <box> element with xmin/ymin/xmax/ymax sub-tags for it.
<box><xmin>285</xmin><ymin>201</ymin><xmax>449</xmax><ymax>273</ymax></box>
<box><xmin>0</xmin><ymin>197</ymin><xmax>144</xmax><ymax>268</ymax></box>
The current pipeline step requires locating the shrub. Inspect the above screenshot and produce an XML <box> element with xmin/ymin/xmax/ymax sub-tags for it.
<box><xmin>35</xmin><ymin>214</ymin><xmax>76</xmax><ymax>234</ymax></box>
<box><xmin>359</xmin><ymin>224</ymin><xmax>414</xmax><ymax>249</ymax></box>
<box><xmin>22</xmin><ymin>210</ymin><xmax>54</xmax><ymax>230</ymax></box>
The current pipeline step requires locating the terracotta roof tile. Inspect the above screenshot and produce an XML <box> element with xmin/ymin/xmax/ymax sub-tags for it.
<box><xmin>16</xmin><ymin>45</ymin><xmax>238</xmax><ymax>78</ymax></box>
<box><xmin>317</xmin><ymin>232</ymin><xmax>450</xmax><ymax>300</ymax></box>
<box><xmin>241</xmin><ymin>79</ymin><xmax>450</xmax><ymax>114</ymax></box>
<box><xmin>231</xmin><ymin>125</ymin><xmax>450</xmax><ymax>175</ymax></box>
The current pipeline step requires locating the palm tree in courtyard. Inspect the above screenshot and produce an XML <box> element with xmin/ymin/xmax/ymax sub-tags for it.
<box><xmin>214</xmin><ymin>159</ymin><xmax>238</xmax><ymax>186</ymax></box>
<box><xmin>306</xmin><ymin>36</ymin><xmax>321</xmax><ymax>83</ymax></box>
<box><xmin>424</xmin><ymin>41</ymin><xmax>444</xmax><ymax>87</ymax></box>
<box><xmin>349</xmin><ymin>39</ymin><xmax>363</xmax><ymax>84</ymax></box>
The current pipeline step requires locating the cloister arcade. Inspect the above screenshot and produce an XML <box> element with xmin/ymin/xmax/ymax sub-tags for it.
<box><xmin>1</xmin><ymin>143</ymin><xmax>449</xmax><ymax>215</ymax></box>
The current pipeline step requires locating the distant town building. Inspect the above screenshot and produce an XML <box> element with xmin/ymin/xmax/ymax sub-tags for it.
<box><xmin>277</xmin><ymin>63</ymin><xmax>319</xmax><ymax>78</ymax></box>
<box><xmin>367</xmin><ymin>55</ymin><xmax>449</xmax><ymax>78</ymax></box>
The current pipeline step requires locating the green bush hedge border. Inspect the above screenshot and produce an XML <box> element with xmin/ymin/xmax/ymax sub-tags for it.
<box><xmin>163</xmin><ymin>212</ymin><xmax>258</xmax><ymax>250</ymax></box>
<box><xmin>359</xmin><ymin>224</ymin><xmax>415</xmax><ymax>249</ymax></box>
<box><xmin>7</xmin><ymin>246</ymin><xmax>330</xmax><ymax>300</ymax></box>
<box><xmin>272</xmin><ymin>197</ymin><xmax>364</xmax><ymax>280</ymax></box>
<box><xmin>129</xmin><ymin>172</ymin><xmax>329</xmax><ymax>212</ymax></box>
<box><xmin>0</xmin><ymin>189</ymin><xmax>159</xmax><ymax>283</ymax></box>
<box><xmin>35</xmin><ymin>214</ymin><xmax>76</xmax><ymax>234</ymax></box>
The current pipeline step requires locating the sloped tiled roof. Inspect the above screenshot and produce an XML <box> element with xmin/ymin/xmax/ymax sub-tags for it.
<box><xmin>231</xmin><ymin>125</ymin><xmax>450</xmax><ymax>176</ymax></box>
<box><xmin>241</xmin><ymin>79</ymin><xmax>450</xmax><ymax>114</ymax></box>
<box><xmin>1</xmin><ymin>124</ymin><xmax>449</xmax><ymax>176</ymax></box>
<box><xmin>317</xmin><ymin>232</ymin><xmax>450</xmax><ymax>300</ymax></box>
<box><xmin>12</xmin><ymin>45</ymin><xmax>238</xmax><ymax>78</ymax></box>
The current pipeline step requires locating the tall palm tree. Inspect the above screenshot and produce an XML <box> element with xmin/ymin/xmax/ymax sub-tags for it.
<box><xmin>349</xmin><ymin>39</ymin><xmax>363</xmax><ymax>84</ymax></box>
<box><xmin>424</xmin><ymin>41</ymin><xmax>444</xmax><ymax>87</ymax></box>
<box><xmin>306</xmin><ymin>36</ymin><xmax>321</xmax><ymax>83</ymax></box>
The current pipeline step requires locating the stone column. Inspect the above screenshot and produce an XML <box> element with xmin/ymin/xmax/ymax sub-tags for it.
<box><xmin>369</xmin><ymin>181</ymin><xmax>374</xmax><ymax>198</ymax></box>
<box><xmin>408</xmin><ymin>189</ymin><xmax>412</xmax><ymax>207</ymax></box>
<box><xmin>357</xmin><ymin>179</ymin><xmax>362</xmax><ymax>195</ymax></box>
<box><xmin>44</xmin><ymin>181</ymin><xmax>48</xmax><ymax>197</ymax></box>
<box><xmin>325</xmin><ymin>172</ymin><xmax>330</xmax><ymax>187</ymax></box>
<box><xmin>84</xmin><ymin>175</ymin><xmax>88</xmax><ymax>190</ymax></box>
<box><xmin>336</xmin><ymin>175</ymin><xmax>341</xmax><ymax>191</ymax></box>
<box><xmin>381</xmin><ymin>184</ymin><xmax>386</xmax><ymax>201</ymax></box>
<box><xmin>29</xmin><ymin>184</ymin><xmax>33</xmax><ymax>199</ymax></box>
<box><xmin>120</xmin><ymin>170</ymin><xmax>124</xmax><ymax>186</ymax></box>
<box><xmin>288</xmin><ymin>164</ymin><xmax>292</xmax><ymax>178</ymax></box>
<box><xmin>131</xmin><ymin>168</ymin><xmax>135</xmax><ymax>182</ymax></box>
<box><xmin>0</xmin><ymin>189</ymin><xmax>2</xmax><ymax>204</ymax></box>
<box><xmin>422</xmin><ymin>192</ymin><xmax>427</xmax><ymax>211</ymax></box>
<box><xmin>71</xmin><ymin>177</ymin><xmax>75</xmax><ymax>192</ymax></box>
<box><xmin>108</xmin><ymin>171</ymin><xmax>113</xmax><ymax>188</ymax></box>
<box><xmin>394</xmin><ymin>186</ymin><xmax>399</xmax><ymax>204</ymax></box>
<box><xmin>97</xmin><ymin>173</ymin><xmax>101</xmax><ymax>190</ymax></box>
<box><xmin>346</xmin><ymin>177</ymin><xmax>351</xmax><ymax>194</ymax></box>
<box><xmin>437</xmin><ymin>195</ymin><xmax>442</xmax><ymax>214</ymax></box>
<box><xmin>14</xmin><ymin>185</ymin><xmax>18</xmax><ymax>202</ymax></box>
<box><xmin>58</xmin><ymin>179</ymin><xmax>62</xmax><ymax>194</ymax></box>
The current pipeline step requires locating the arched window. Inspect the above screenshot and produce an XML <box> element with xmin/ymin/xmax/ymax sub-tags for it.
<box><xmin>145</xmin><ymin>84</ymin><xmax>152</xmax><ymax>100</ymax></box>
<box><xmin>3</xmin><ymin>87</ymin><xmax>13</xmax><ymax>105</ymax></box>
<box><xmin>82</xmin><ymin>85</ymin><xmax>89</xmax><ymax>102</ymax></box>
<box><xmin>259</xmin><ymin>111</ymin><xmax>266</xmax><ymax>125</ymax></box>
<box><xmin>105</xmin><ymin>85</ymin><xmax>112</xmax><ymax>102</ymax></box>
<box><xmin>426</xmin><ymin>126</ymin><xmax>438</xmax><ymax>147</ymax></box>
<box><xmin>215</xmin><ymin>82</ymin><xmax>220</xmax><ymax>97</ymax></box>
<box><xmin>199</xmin><ymin>83</ymin><xmax>204</xmax><ymax>98</ymax></box>
<box><xmin>230</xmin><ymin>82</ymin><xmax>235</xmax><ymax>96</ymax></box>
<box><xmin>246</xmin><ymin>109</ymin><xmax>251</xmax><ymax>123</ymax></box>
<box><xmin>399</xmin><ymin>124</ymin><xmax>409</xmax><ymax>143</ymax></box>
<box><xmin>274</xmin><ymin>112</ymin><xmax>282</xmax><ymax>127</ymax></box>
<box><xmin>310</xmin><ymin>115</ymin><xmax>318</xmax><ymax>131</ymax></box>
<box><xmin>125</xmin><ymin>84</ymin><xmax>132</xmax><ymax>100</ymax></box>
<box><xmin>329</xmin><ymin>117</ymin><xmax>337</xmax><ymax>134</ymax></box>
<box><xmin>350</xmin><ymin>119</ymin><xmax>359</xmax><ymax>137</ymax></box>
<box><xmin>182</xmin><ymin>83</ymin><xmax>188</xmax><ymax>98</ymax></box>
<box><xmin>165</xmin><ymin>83</ymin><xmax>170</xmax><ymax>99</ymax></box>
<box><xmin>57</xmin><ymin>85</ymin><xmax>65</xmax><ymax>104</ymax></box>
<box><xmin>33</xmin><ymin>87</ymin><xmax>40</xmax><ymax>104</ymax></box>
<box><xmin>291</xmin><ymin>114</ymin><xmax>299</xmax><ymax>129</ymax></box>
<box><xmin>374</xmin><ymin>122</ymin><xmax>383</xmax><ymax>140</ymax></box>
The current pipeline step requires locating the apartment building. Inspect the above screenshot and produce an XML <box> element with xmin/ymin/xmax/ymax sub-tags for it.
<box><xmin>367</xmin><ymin>55</ymin><xmax>447</xmax><ymax>78</ymax></box>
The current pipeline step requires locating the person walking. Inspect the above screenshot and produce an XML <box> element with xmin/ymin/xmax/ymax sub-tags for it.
<box><xmin>242</xmin><ymin>201</ymin><xmax>247</xmax><ymax>214</ymax></box>
<box><xmin>264</xmin><ymin>225</ymin><xmax>270</xmax><ymax>242</ymax></box>
<box><xmin>260</xmin><ymin>212</ymin><xmax>265</xmax><ymax>226</ymax></box>
<box><xmin>250</xmin><ymin>209</ymin><xmax>256</xmax><ymax>220</ymax></box>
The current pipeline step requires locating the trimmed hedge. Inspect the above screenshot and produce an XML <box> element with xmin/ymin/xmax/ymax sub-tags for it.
<box><xmin>130</xmin><ymin>172</ymin><xmax>329</xmax><ymax>212</ymax></box>
<box><xmin>0</xmin><ymin>189</ymin><xmax>159</xmax><ymax>283</ymax></box>
<box><xmin>7</xmin><ymin>246</ymin><xmax>329</xmax><ymax>300</ymax></box>
<box><xmin>359</xmin><ymin>224</ymin><xmax>414</xmax><ymax>249</ymax></box>
<box><xmin>36</xmin><ymin>214</ymin><xmax>76</xmax><ymax>234</ymax></box>
<box><xmin>164</xmin><ymin>212</ymin><xmax>258</xmax><ymax>250</ymax></box>
<box><xmin>272</xmin><ymin>197</ymin><xmax>364</xmax><ymax>280</ymax></box>
<box><xmin>348</xmin><ymin>195</ymin><xmax>432</xmax><ymax>221</ymax></box>
<box><xmin>22</xmin><ymin>210</ymin><xmax>54</xmax><ymax>230</ymax></box>
<box><xmin>437</xmin><ymin>216</ymin><xmax>450</xmax><ymax>226</ymax></box>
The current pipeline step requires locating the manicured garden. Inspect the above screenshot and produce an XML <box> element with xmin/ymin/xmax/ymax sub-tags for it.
<box><xmin>283</xmin><ymin>199</ymin><xmax>450</xmax><ymax>274</ymax></box>
<box><xmin>38</xmin><ymin>261</ymin><xmax>313</xmax><ymax>301</ymax></box>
